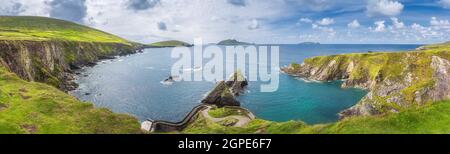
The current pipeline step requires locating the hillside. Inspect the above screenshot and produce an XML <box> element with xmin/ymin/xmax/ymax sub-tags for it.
<box><xmin>183</xmin><ymin>100</ymin><xmax>450</xmax><ymax>134</ymax></box>
<box><xmin>0</xmin><ymin>64</ymin><xmax>140</xmax><ymax>134</ymax></box>
<box><xmin>148</xmin><ymin>40</ymin><xmax>193</xmax><ymax>47</ymax></box>
<box><xmin>282</xmin><ymin>42</ymin><xmax>450</xmax><ymax>118</ymax></box>
<box><xmin>0</xmin><ymin>16</ymin><xmax>142</xmax><ymax>134</ymax></box>
<box><xmin>217</xmin><ymin>39</ymin><xmax>252</xmax><ymax>45</ymax></box>
<box><xmin>0</xmin><ymin>16</ymin><xmax>143</xmax><ymax>90</ymax></box>
<box><xmin>0</xmin><ymin>16</ymin><xmax>130</xmax><ymax>44</ymax></box>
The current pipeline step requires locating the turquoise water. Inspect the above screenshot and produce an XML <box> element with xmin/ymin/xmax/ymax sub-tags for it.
<box><xmin>71</xmin><ymin>44</ymin><xmax>420</xmax><ymax>124</ymax></box>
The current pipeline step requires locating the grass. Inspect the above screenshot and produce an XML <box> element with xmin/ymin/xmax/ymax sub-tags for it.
<box><xmin>208</xmin><ymin>106</ymin><xmax>248</xmax><ymax>118</ymax></box>
<box><xmin>183</xmin><ymin>100</ymin><xmax>450</xmax><ymax>134</ymax></box>
<box><xmin>0</xmin><ymin>16</ymin><xmax>131</xmax><ymax>45</ymax></box>
<box><xmin>149</xmin><ymin>40</ymin><xmax>192</xmax><ymax>47</ymax></box>
<box><xmin>0</xmin><ymin>66</ymin><xmax>141</xmax><ymax>134</ymax></box>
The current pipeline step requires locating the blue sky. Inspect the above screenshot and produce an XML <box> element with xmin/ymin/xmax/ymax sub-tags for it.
<box><xmin>1</xmin><ymin>0</ymin><xmax>450</xmax><ymax>44</ymax></box>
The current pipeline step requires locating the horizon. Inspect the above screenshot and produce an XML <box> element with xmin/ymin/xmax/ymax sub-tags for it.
<box><xmin>1</xmin><ymin>0</ymin><xmax>450</xmax><ymax>44</ymax></box>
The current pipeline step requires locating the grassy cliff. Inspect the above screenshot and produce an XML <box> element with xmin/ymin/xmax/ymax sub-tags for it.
<box><xmin>0</xmin><ymin>16</ymin><xmax>142</xmax><ymax>90</ymax></box>
<box><xmin>283</xmin><ymin>42</ymin><xmax>450</xmax><ymax>118</ymax></box>
<box><xmin>0</xmin><ymin>16</ymin><xmax>130</xmax><ymax>44</ymax></box>
<box><xmin>0</xmin><ymin>16</ymin><xmax>142</xmax><ymax>134</ymax></box>
<box><xmin>0</xmin><ymin>65</ymin><xmax>140</xmax><ymax>134</ymax></box>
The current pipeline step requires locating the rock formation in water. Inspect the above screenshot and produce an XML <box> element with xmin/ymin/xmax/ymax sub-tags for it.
<box><xmin>201</xmin><ymin>72</ymin><xmax>248</xmax><ymax>107</ymax></box>
<box><xmin>282</xmin><ymin>42</ymin><xmax>450</xmax><ymax>119</ymax></box>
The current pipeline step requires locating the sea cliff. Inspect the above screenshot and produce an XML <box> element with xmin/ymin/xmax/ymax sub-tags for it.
<box><xmin>282</xmin><ymin>43</ymin><xmax>450</xmax><ymax>118</ymax></box>
<box><xmin>0</xmin><ymin>40</ymin><xmax>143</xmax><ymax>91</ymax></box>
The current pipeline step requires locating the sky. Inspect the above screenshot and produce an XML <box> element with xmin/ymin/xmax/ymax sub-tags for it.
<box><xmin>1</xmin><ymin>0</ymin><xmax>450</xmax><ymax>44</ymax></box>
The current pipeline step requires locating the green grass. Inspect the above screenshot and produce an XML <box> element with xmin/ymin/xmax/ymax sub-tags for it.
<box><xmin>149</xmin><ymin>40</ymin><xmax>192</xmax><ymax>47</ymax></box>
<box><xmin>0</xmin><ymin>66</ymin><xmax>141</xmax><ymax>134</ymax></box>
<box><xmin>183</xmin><ymin>100</ymin><xmax>450</xmax><ymax>134</ymax></box>
<box><xmin>0</xmin><ymin>16</ymin><xmax>130</xmax><ymax>45</ymax></box>
<box><xmin>208</xmin><ymin>106</ymin><xmax>248</xmax><ymax>118</ymax></box>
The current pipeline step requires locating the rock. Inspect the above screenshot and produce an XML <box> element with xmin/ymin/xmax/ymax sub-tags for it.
<box><xmin>201</xmin><ymin>72</ymin><xmax>248</xmax><ymax>107</ymax></box>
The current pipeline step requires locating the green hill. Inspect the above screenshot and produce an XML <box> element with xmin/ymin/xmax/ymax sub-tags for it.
<box><xmin>0</xmin><ymin>16</ymin><xmax>142</xmax><ymax>134</ymax></box>
<box><xmin>217</xmin><ymin>39</ymin><xmax>252</xmax><ymax>45</ymax></box>
<box><xmin>149</xmin><ymin>40</ymin><xmax>193</xmax><ymax>47</ymax></box>
<box><xmin>0</xmin><ymin>62</ymin><xmax>140</xmax><ymax>134</ymax></box>
<box><xmin>0</xmin><ymin>16</ymin><xmax>130</xmax><ymax>45</ymax></box>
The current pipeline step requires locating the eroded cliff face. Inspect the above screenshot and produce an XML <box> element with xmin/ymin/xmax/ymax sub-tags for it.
<box><xmin>0</xmin><ymin>40</ymin><xmax>141</xmax><ymax>91</ymax></box>
<box><xmin>282</xmin><ymin>48</ymin><xmax>450</xmax><ymax>119</ymax></box>
<box><xmin>201</xmin><ymin>72</ymin><xmax>248</xmax><ymax>107</ymax></box>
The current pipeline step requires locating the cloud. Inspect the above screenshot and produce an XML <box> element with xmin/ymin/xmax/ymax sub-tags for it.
<box><xmin>316</xmin><ymin>17</ymin><xmax>335</xmax><ymax>26</ymax></box>
<box><xmin>49</xmin><ymin>0</ymin><xmax>87</xmax><ymax>23</ymax></box>
<box><xmin>157</xmin><ymin>22</ymin><xmax>167</xmax><ymax>31</ymax></box>
<box><xmin>348</xmin><ymin>20</ymin><xmax>361</xmax><ymax>29</ymax></box>
<box><xmin>299</xmin><ymin>18</ymin><xmax>313</xmax><ymax>23</ymax></box>
<box><xmin>430</xmin><ymin>17</ymin><xmax>450</xmax><ymax>27</ymax></box>
<box><xmin>227</xmin><ymin>0</ymin><xmax>246</xmax><ymax>7</ymax></box>
<box><xmin>438</xmin><ymin>0</ymin><xmax>450</xmax><ymax>9</ymax></box>
<box><xmin>312</xmin><ymin>23</ymin><xmax>336</xmax><ymax>37</ymax></box>
<box><xmin>390</xmin><ymin>17</ymin><xmax>404</xmax><ymax>29</ymax></box>
<box><xmin>248</xmin><ymin>19</ymin><xmax>260</xmax><ymax>30</ymax></box>
<box><xmin>0</xmin><ymin>0</ymin><xmax>24</xmax><ymax>15</ymax></box>
<box><xmin>373</xmin><ymin>20</ymin><xmax>386</xmax><ymax>32</ymax></box>
<box><xmin>127</xmin><ymin>0</ymin><xmax>160</xmax><ymax>11</ymax></box>
<box><xmin>366</xmin><ymin>0</ymin><xmax>404</xmax><ymax>17</ymax></box>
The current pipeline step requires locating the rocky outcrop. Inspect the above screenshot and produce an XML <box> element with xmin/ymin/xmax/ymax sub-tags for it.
<box><xmin>282</xmin><ymin>47</ymin><xmax>450</xmax><ymax>119</ymax></box>
<box><xmin>201</xmin><ymin>72</ymin><xmax>248</xmax><ymax>107</ymax></box>
<box><xmin>0</xmin><ymin>40</ymin><xmax>143</xmax><ymax>91</ymax></box>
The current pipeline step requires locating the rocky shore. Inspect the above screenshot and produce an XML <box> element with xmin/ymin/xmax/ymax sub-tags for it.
<box><xmin>282</xmin><ymin>43</ymin><xmax>450</xmax><ymax>119</ymax></box>
<box><xmin>0</xmin><ymin>40</ymin><xmax>145</xmax><ymax>92</ymax></box>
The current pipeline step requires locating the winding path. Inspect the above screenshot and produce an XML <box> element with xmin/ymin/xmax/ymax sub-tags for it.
<box><xmin>200</xmin><ymin>106</ymin><xmax>255</xmax><ymax>127</ymax></box>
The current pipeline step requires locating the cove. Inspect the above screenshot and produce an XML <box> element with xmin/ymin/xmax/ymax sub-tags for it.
<box><xmin>70</xmin><ymin>44</ymin><xmax>420</xmax><ymax>124</ymax></box>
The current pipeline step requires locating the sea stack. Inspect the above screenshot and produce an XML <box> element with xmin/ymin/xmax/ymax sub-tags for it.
<box><xmin>201</xmin><ymin>72</ymin><xmax>248</xmax><ymax>107</ymax></box>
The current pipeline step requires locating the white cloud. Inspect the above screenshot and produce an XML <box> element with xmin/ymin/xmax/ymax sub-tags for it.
<box><xmin>347</xmin><ymin>19</ymin><xmax>361</xmax><ymax>29</ymax></box>
<box><xmin>299</xmin><ymin>18</ymin><xmax>312</xmax><ymax>23</ymax></box>
<box><xmin>373</xmin><ymin>20</ymin><xmax>386</xmax><ymax>32</ymax></box>
<box><xmin>390</xmin><ymin>17</ymin><xmax>404</xmax><ymax>29</ymax></box>
<box><xmin>430</xmin><ymin>17</ymin><xmax>450</xmax><ymax>28</ymax></box>
<box><xmin>438</xmin><ymin>0</ymin><xmax>450</xmax><ymax>9</ymax></box>
<box><xmin>316</xmin><ymin>17</ymin><xmax>335</xmax><ymax>26</ymax></box>
<box><xmin>366</xmin><ymin>0</ymin><xmax>404</xmax><ymax>17</ymax></box>
<box><xmin>248</xmin><ymin>19</ymin><xmax>260</xmax><ymax>30</ymax></box>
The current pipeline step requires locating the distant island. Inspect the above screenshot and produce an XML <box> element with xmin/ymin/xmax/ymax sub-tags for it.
<box><xmin>217</xmin><ymin>39</ymin><xmax>253</xmax><ymax>45</ymax></box>
<box><xmin>148</xmin><ymin>40</ymin><xmax>193</xmax><ymax>48</ymax></box>
<box><xmin>298</xmin><ymin>42</ymin><xmax>320</xmax><ymax>45</ymax></box>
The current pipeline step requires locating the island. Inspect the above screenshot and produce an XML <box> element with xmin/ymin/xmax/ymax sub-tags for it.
<box><xmin>148</xmin><ymin>40</ymin><xmax>193</xmax><ymax>48</ymax></box>
<box><xmin>298</xmin><ymin>42</ymin><xmax>320</xmax><ymax>45</ymax></box>
<box><xmin>217</xmin><ymin>39</ymin><xmax>253</xmax><ymax>45</ymax></box>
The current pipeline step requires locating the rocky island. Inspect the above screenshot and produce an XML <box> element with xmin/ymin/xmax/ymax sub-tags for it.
<box><xmin>217</xmin><ymin>39</ymin><xmax>253</xmax><ymax>45</ymax></box>
<box><xmin>148</xmin><ymin>40</ymin><xmax>193</xmax><ymax>48</ymax></box>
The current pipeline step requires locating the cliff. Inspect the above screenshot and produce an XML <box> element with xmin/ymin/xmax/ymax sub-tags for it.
<box><xmin>0</xmin><ymin>40</ymin><xmax>141</xmax><ymax>91</ymax></box>
<box><xmin>0</xmin><ymin>16</ymin><xmax>142</xmax><ymax>134</ymax></box>
<box><xmin>201</xmin><ymin>72</ymin><xmax>248</xmax><ymax>107</ymax></box>
<box><xmin>282</xmin><ymin>42</ymin><xmax>450</xmax><ymax>118</ymax></box>
<box><xmin>0</xmin><ymin>16</ymin><xmax>144</xmax><ymax>91</ymax></box>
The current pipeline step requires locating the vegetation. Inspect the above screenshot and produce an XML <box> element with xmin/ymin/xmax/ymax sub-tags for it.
<box><xmin>183</xmin><ymin>100</ymin><xmax>450</xmax><ymax>134</ymax></box>
<box><xmin>0</xmin><ymin>66</ymin><xmax>141</xmax><ymax>134</ymax></box>
<box><xmin>148</xmin><ymin>40</ymin><xmax>193</xmax><ymax>47</ymax></box>
<box><xmin>208</xmin><ymin>106</ymin><xmax>249</xmax><ymax>118</ymax></box>
<box><xmin>0</xmin><ymin>16</ymin><xmax>131</xmax><ymax>45</ymax></box>
<box><xmin>217</xmin><ymin>39</ymin><xmax>253</xmax><ymax>45</ymax></box>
